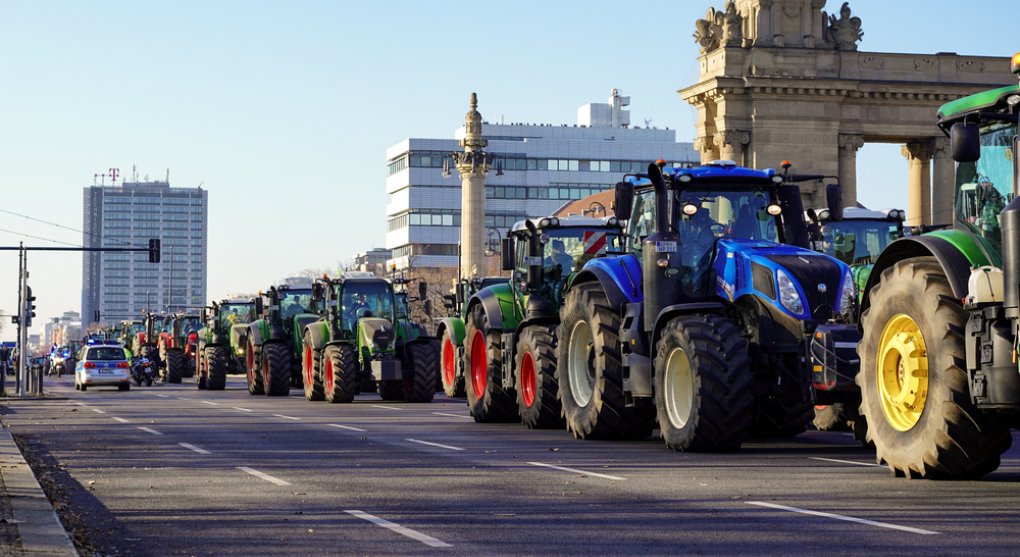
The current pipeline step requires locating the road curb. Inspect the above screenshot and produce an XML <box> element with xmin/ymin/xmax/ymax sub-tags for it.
<box><xmin>0</xmin><ymin>427</ymin><xmax>78</xmax><ymax>556</ymax></box>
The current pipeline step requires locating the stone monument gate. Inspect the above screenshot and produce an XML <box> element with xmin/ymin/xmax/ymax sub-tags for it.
<box><xmin>680</xmin><ymin>0</ymin><xmax>1011</xmax><ymax>224</ymax></box>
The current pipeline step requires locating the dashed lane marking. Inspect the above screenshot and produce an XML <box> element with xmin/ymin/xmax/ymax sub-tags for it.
<box><xmin>808</xmin><ymin>457</ymin><xmax>884</xmax><ymax>468</ymax></box>
<box><xmin>371</xmin><ymin>405</ymin><xmax>403</xmax><ymax>410</ymax></box>
<box><xmin>178</xmin><ymin>443</ymin><xmax>211</xmax><ymax>455</ymax></box>
<box><xmin>89</xmin><ymin>408</ymin><xmax>106</xmax><ymax>415</ymax></box>
<box><xmin>237</xmin><ymin>467</ymin><xmax>290</xmax><ymax>486</ymax></box>
<box><xmin>746</xmin><ymin>502</ymin><xmax>940</xmax><ymax>535</ymax></box>
<box><xmin>406</xmin><ymin>438</ymin><xmax>465</xmax><ymax>451</ymax></box>
<box><xmin>327</xmin><ymin>424</ymin><xmax>367</xmax><ymax>432</ymax></box>
<box><xmin>155</xmin><ymin>394</ymin><xmax>169</xmax><ymax>398</ymax></box>
<box><xmin>200</xmin><ymin>401</ymin><xmax>220</xmax><ymax>406</ymax></box>
<box><xmin>344</xmin><ymin>510</ymin><xmax>451</xmax><ymax>548</ymax></box>
<box><xmin>271</xmin><ymin>414</ymin><xmax>301</xmax><ymax>421</ymax></box>
<box><xmin>230</xmin><ymin>407</ymin><xmax>253</xmax><ymax>412</ymax></box>
<box><xmin>137</xmin><ymin>427</ymin><xmax>163</xmax><ymax>436</ymax></box>
<box><xmin>527</xmin><ymin>461</ymin><xmax>626</xmax><ymax>481</ymax></box>
<box><xmin>432</xmin><ymin>412</ymin><xmax>472</xmax><ymax>419</ymax></box>
<box><xmin>111</xmin><ymin>417</ymin><xmax>129</xmax><ymax>423</ymax></box>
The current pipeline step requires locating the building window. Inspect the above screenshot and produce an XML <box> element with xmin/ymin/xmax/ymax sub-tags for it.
<box><xmin>388</xmin><ymin>156</ymin><xmax>408</xmax><ymax>175</ymax></box>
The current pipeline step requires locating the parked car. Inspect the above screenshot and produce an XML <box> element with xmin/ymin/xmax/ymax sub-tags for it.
<box><xmin>75</xmin><ymin>345</ymin><xmax>132</xmax><ymax>392</ymax></box>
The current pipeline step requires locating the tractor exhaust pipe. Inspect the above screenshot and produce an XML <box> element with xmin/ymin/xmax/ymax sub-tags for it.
<box><xmin>641</xmin><ymin>163</ymin><xmax>681</xmax><ymax>333</ymax></box>
<box><xmin>1001</xmin><ymin>196</ymin><xmax>1020</xmax><ymax>318</ymax></box>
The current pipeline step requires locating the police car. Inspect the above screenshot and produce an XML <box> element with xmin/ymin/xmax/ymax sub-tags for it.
<box><xmin>75</xmin><ymin>341</ymin><xmax>131</xmax><ymax>391</ymax></box>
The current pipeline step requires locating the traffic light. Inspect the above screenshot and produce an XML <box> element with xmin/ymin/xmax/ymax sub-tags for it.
<box><xmin>24</xmin><ymin>286</ymin><xmax>36</xmax><ymax>327</ymax></box>
<box><xmin>94</xmin><ymin>310</ymin><xmax>101</xmax><ymax>322</ymax></box>
<box><xmin>148</xmin><ymin>238</ymin><xmax>161</xmax><ymax>263</ymax></box>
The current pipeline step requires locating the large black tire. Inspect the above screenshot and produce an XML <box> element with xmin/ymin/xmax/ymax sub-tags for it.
<box><xmin>165</xmin><ymin>349</ymin><xmax>184</xmax><ymax>384</ymax></box>
<box><xmin>653</xmin><ymin>314</ymin><xmax>753</xmax><ymax>451</ymax></box>
<box><xmin>323</xmin><ymin>345</ymin><xmax>357</xmax><ymax>403</ymax></box>
<box><xmin>812</xmin><ymin>404</ymin><xmax>850</xmax><ymax>432</ymax></box>
<box><xmin>402</xmin><ymin>342</ymin><xmax>436</xmax><ymax>403</ymax></box>
<box><xmin>557</xmin><ymin>282</ymin><xmax>655</xmax><ymax>440</ymax></box>
<box><xmin>464</xmin><ymin>304</ymin><xmax>518</xmax><ymax>422</ymax></box>
<box><xmin>263</xmin><ymin>343</ymin><xmax>292</xmax><ymax>397</ymax></box>
<box><xmin>196</xmin><ymin>348</ymin><xmax>207</xmax><ymax>390</ymax></box>
<box><xmin>206</xmin><ymin>347</ymin><xmax>228</xmax><ymax>391</ymax></box>
<box><xmin>301</xmin><ymin>331</ymin><xmax>324</xmax><ymax>401</ymax></box>
<box><xmin>246</xmin><ymin>340</ymin><xmax>265</xmax><ymax>395</ymax></box>
<box><xmin>440</xmin><ymin>328</ymin><xmax>465</xmax><ymax>397</ymax></box>
<box><xmin>515</xmin><ymin>325</ymin><xmax>564</xmax><ymax>429</ymax></box>
<box><xmin>858</xmin><ymin>256</ymin><xmax>1013</xmax><ymax>479</ymax></box>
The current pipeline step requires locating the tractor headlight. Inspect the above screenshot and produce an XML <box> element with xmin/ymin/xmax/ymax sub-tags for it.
<box><xmin>838</xmin><ymin>269</ymin><xmax>856</xmax><ymax>312</ymax></box>
<box><xmin>776</xmin><ymin>269</ymin><xmax>805</xmax><ymax>315</ymax></box>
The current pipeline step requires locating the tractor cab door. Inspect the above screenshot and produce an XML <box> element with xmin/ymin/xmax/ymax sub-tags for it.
<box><xmin>626</xmin><ymin>189</ymin><xmax>657</xmax><ymax>258</ymax></box>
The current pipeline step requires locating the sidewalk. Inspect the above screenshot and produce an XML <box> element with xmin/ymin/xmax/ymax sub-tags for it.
<box><xmin>0</xmin><ymin>423</ymin><xmax>78</xmax><ymax>556</ymax></box>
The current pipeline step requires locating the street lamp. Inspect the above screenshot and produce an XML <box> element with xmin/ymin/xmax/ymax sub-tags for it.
<box><xmin>484</xmin><ymin>227</ymin><xmax>502</xmax><ymax>257</ymax></box>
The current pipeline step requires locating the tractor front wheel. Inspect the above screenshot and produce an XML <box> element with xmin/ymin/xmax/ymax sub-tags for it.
<box><xmin>205</xmin><ymin>347</ymin><xmax>227</xmax><ymax>391</ymax></box>
<box><xmin>323</xmin><ymin>345</ymin><xmax>357</xmax><ymax>403</ymax></box>
<box><xmin>165</xmin><ymin>349</ymin><xmax>184</xmax><ymax>384</ymax></box>
<box><xmin>440</xmin><ymin>329</ymin><xmax>464</xmax><ymax>397</ymax></box>
<box><xmin>464</xmin><ymin>304</ymin><xmax>518</xmax><ymax>422</ymax></box>
<box><xmin>301</xmin><ymin>331</ymin><xmax>324</xmax><ymax>401</ymax></box>
<box><xmin>247</xmin><ymin>340</ymin><xmax>264</xmax><ymax>395</ymax></box>
<box><xmin>402</xmin><ymin>342</ymin><xmax>436</xmax><ymax>403</ymax></box>
<box><xmin>858</xmin><ymin>256</ymin><xmax>1012</xmax><ymax>478</ymax></box>
<box><xmin>515</xmin><ymin>325</ymin><xmax>563</xmax><ymax>429</ymax></box>
<box><xmin>263</xmin><ymin>343</ymin><xmax>292</xmax><ymax>397</ymax></box>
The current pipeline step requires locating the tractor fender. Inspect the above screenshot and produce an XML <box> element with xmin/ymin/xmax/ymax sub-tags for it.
<box><xmin>303</xmin><ymin>321</ymin><xmax>331</xmax><ymax>352</ymax></box>
<box><xmin>860</xmin><ymin>235</ymin><xmax>975</xmax><ymax>323</ymax></box>
<box><xmin>293</xmin><ymin>315</ymin><xmax>318</xmax><ymax>337</ymax></box>
<box><xmin>572</xmin><ymin>254</ymin><xmax>642</xmax><ymax>312</ymax></box>
<box><xmin>435</xmin><ymin>317</ymin><xmax>466</xmax><ymax>346</ymax></box>
<box><xmin>247</xmin><ymin>321</ymin><xmax>265</xmax><ymax>348</ymax></box>
<box><xmin>650</xmin><ymin>302</ymin><xmax>728</xmax><ymax>360</ymax></box>
<box><xmin>467</xmin><ymin>283</ymin><xmax>520</xmax><ymax>332</ymax></box>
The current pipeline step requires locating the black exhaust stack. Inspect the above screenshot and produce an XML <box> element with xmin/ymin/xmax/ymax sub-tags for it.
<box><xmin>641</xmin><ymin>163</ymin><xmax>682</xmax><ymax>333</ymax></box>
<box><xmin>1001</xmin><ymin>196</ymin><xmax>1020</xmax><ymax>318</ymax></box>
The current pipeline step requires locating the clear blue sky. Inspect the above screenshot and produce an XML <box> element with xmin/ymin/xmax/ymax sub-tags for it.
<box><xmin>1</xmin><ymin>0</ymin><xmax>1016</xmax><ymax>341</ymax></box>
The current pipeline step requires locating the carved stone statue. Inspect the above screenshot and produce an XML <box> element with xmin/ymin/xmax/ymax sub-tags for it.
<box><xmin>694</xmin><ymin>2</ymin><xmax>742</xmax><ymax>53</ymax></box>
<box><xmin>823</xmin><ymin>2</ymin><xmax>863</xmax><ymax>50</ymax></box>
<box><xmin>722</xmin><ymin>1</ymin><xmax>743</xmax><ymax>47</ymax></box>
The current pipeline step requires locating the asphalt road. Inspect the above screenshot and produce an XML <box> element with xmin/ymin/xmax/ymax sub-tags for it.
<box><xmin>3</xmin><ymin>376</ymin><xmax>1019</xmax><ymax>557</ymax></box>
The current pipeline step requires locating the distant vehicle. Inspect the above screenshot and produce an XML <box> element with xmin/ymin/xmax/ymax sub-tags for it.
<box><xmin>75</xmin><ymin>344</ymin><xmax>132</xmax><ymax>392</ymax></box>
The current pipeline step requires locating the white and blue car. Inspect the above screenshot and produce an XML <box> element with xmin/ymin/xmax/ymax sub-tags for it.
<box><xmin>75</xmin><ymin>343</ymin><xmax>131</xmax><ymax>392</ymax></box>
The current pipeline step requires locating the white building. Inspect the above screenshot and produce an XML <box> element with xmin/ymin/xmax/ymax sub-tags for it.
<box><xmin>384</xmin><ymin>90</ymin><xmax>698</xmax><ymax>269</ymax></box>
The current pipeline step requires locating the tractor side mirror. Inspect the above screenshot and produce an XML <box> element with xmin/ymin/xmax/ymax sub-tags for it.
<box><xmin>418</xmin><ymin>281</ymin><xmax>428</xmax><ymax>301</ymax></box>
<box><xmin>614</xmin><ymin>181</ymin><xmax>634</xmax><ymax>219</ymax></box>
<box><xmin>424</xmin><ymin>299</ymin><xmax>432</xmax><ymax>316</ymax></box>
<box><xmin>951</xmin><ymin>123</ymin><xmax>980</xmax><ymax>163</ymax></box>
<box><xmin>312</xmin><ymin>282</ymin><xmax>324</xmax><ymax>300</ymax></box>
<box><xmin>501</xmin><ymin>238</ymin><xmax>514</xmax><ymax>271</ymax></box>
<box><xmin>455</xmin><ymin>285</ymin><xmax>465</xmax><ymax>305</ymax></box>
<box><xmin>254</xmin><ymin>296</ymin><xmax>263</xmax><ymax>316</ymax></box>
<box><xmin>826</xmin><ymin>183</ymin><xmax>843</xmax><ymax>221</ymax></box>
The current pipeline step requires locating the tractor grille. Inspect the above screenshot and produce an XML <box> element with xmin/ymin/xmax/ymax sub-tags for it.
<box><xmin>765</xmin><ymin>255</ymin><xmax>841</xmax><ymax>322</ymax></box>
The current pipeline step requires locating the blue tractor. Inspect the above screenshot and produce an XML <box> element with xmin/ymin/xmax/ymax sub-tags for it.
<box><xmin>556</xmin><ymin>161</ymin><xmax>857</xmax><ymax>450</ymax></box>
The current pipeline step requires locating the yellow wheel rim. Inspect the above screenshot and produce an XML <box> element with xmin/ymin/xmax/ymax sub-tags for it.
<box><xmin>876</xmin><ymin>313</ymin><xmax>929</xmax><ymax>432</ymax></box>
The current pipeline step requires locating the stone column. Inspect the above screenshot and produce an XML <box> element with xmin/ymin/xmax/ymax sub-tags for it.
<box><xmin>903</xmin><ymin>141</ymin><xmax>933</xmax><ymax>226</ymax></box>
<box><xmin>754</xmin><ymin>0</ymin><xmax>773</xmax><ymax>46</ymax></box>
<box><xmin>693</xmin><ymin>136</ymin><xmax>715</xmax><ymax>164</ymax></box>
<box><xmin>837</xmin><ymin>134</ymin><xmax>864</xmax><ymax>208</ymax></box>
<box><xmin>454</xmin><ymin>93</ymin><xmax>490</xmax><ymax>280</ymax></box>
<box><xmin>931</xmin><ymin>137</ymin><xmax>955</xmax><ymax>226</ymax></box>
<box><xmin>714</xmin><ymin>130</ymin><xmax>750</xmax><ymax>166</ymax></box>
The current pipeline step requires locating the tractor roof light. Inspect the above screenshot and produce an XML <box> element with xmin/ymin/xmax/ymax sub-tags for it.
<box><xmin>771</xmin><ymin>175</ymin><xmax>784</xmax><ymax>184</ymax></box>
<box><xmin>539</xmin><ymin>217</ymin><xmax>551</xmax><ymax>227</ymax></box>
<box><xmin>678</xmin><ymin>174</ymin><xmax>693</xmax><ymax>183</ymax></box>
<box><xmin>1011</xmin><ymin>52</ymin><xmax>1020</xmax><ymax>75</ymax></box>
<box><xmin>549</xmin><ymin>217</ymin><xmax>560</xmax><ymax>227</ymax></box>
<box><xmin>887</xmin><ymin>209</ymin><xmax>904</xmax><ymax>220</ymax></box>
<box><xmin>607</xmin><ymin>216</ymin><xmax>619</xmax><ymax>226</ymax></box>
<box><xmin>682</xmin><ymin>203</ymin><xmax>699</xmax><ymax>216</ymax></box>
<box><xmin>817</xmin><ymin>209</ymin><xmax>831</xmax><ymax>221</ymax></box>
<box><xmin>766</xmin><ymin>204</ymin><xmax>783</xmax><ymax>216</ymax></box>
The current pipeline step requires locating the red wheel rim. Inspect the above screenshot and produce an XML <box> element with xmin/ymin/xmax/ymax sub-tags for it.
<box><xmin>325</xmin><ymin>357</ymin><xmax>334</xmax><ymax>394</ymax></box>
<box><xmin>470</xmin><ymin>330</ymin><xmax>487</xmax><ymax>398</ymax></box>
<box><xmin>246</xmin><ymin>348</ymin><xmax>255</xmax><ymax>384</ymax></box>
<box><xmin>520</xmin><ymin>351</ymin><xmax>537</xmax><ymax>408</ymax></box>
<box><xmin>442</xmin><ymin>338</ymin><xmax>455</xmax><ymax>388</ymax></box>
<box><xmin>304</xmin><ymin>345</ymin><xmax>313</xmax><ymax>387</ymax></box>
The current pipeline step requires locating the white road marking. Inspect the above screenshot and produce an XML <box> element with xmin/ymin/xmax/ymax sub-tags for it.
<box><xmin>137</xmin><ymin>427</ymin><xmax>163</xmax><ymax>436</ymax></box>
<box><xmin>200</xmin><ymin>401</ymin><xmax>220</xmax><ymax>406</ymax></box>
<box><xmin>527</xmin><ymin>461</ymin><xmax>626</xmax><ymax>481</ymax></box>
<box><xmin>432</xmin><ymin>412</ymin><xmax>472</xmax><ymax>419</ymax></box>
<box><xmin>179</xmin><ymin>443</ymin><xmax>211</xmax><ymax>455</ymax></box>
<box><xmin>344</xmin><ymin>510</ymin><xmax>451</xmax><ymax>548</ymax></box>
<box><xmin>73</xmin><ymin>402</ymin><xmax>87</xmax><ymax>407</ymax></box>
<box><xmin>111</xmin><ymin>417</ymin><xmax>129</xmax><ymax>423</ymax></box>
<box><xmin>406</xmin><ymin>438</ymin><xmax>465</xmax><ymax>451</ymax></box>
<box><xmin>230</xmin><ymin>407</ymin><xmax>253</xmax><ymax>412</ymax></box>
<box><xmin>177</xmin><ymin>397</ymin><xmax>190</xmax><ymax>401</ymax></box>
<box><xmin>155</xmin><ymin>394</ymin><xmax>169</xmax><ymax>398</ymax></box>
<box><xmin>327</xmin><ymin>424</ymin><xmax>366</xmax><ymax>432</ymax></box>
<box><xmin>808</xmin><ymin>457</ymin><xmax>884</xmax><ymax>468</ymax></box>
<box><xmin>237</xmin><ymin>467</ymin><xmax>290</xmax><ymax>486</ymax></box>
<box><xmin>271</xmin><ymin>414</ymin><xmax>301</xmax><ymax>421</ymax></box>
<box><xmin>746</xmin><ymin>502</ymin><xmax>940</xmax><ymax>535</ymax></box>
<box><xmin>89</xmin><ymin>408</ymin><xmax>106</xmax><ymax>415</ymax></box>
<box><xmin>371</xmin><ymin>405</ymin><xmax>402</xmax><ymax>410</ymax></box>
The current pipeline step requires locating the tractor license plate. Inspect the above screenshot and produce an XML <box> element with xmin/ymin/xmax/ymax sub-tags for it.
<box><xmin>655</xmin><ymin>241</ymin><xmax>677</xmax><ymax>253</ymax></box>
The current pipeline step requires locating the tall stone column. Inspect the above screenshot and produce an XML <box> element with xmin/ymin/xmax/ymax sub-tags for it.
<box><xmin>714</xmin><ymin>130</ymin><xmax>750</xmax><ymax>166</ymax></box>
<box><xmin>837</xmin><ymin>134</ymin><xmax>864</xmax><ymax>208</ymax></box>
<box><xmin>903</xmin><ymin>141</ymin><xmax>933</xmax><ymax>226</ymax></box>
<box><xmin>454</xmin><ymin>93</ymin><xmax>491</xmax><ymax>279</ymax></box>
<box><xmin>931</xmin><ymin>137</ymin><xmax>956</xmax><ymax>225</ymax></box>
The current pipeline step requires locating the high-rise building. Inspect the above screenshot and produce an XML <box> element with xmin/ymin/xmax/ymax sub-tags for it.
<box><xmin>81</xmin><ymin>180</ymin><xmax>208</xmax><ymax>327</ymax></box>
<box><xmin>384</xmin><ymin>90</ymin><xmax>698</xmax><ymax>269</ymax></box>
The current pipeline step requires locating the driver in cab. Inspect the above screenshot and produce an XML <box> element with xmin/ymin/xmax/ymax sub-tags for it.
<box><xmin>545</xmin><ymin>239</ymin><xmax>575</xmax><ymax>277</ymax></box>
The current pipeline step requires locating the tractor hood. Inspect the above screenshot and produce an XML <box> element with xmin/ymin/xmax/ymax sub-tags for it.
<box><xmin>712</xmin><ymin>238</ymin><xmax>852</xmax><ymax>323</ymax></box>
<box><xmin>359</xmin><ymin>318</ymin><xmax>395</xmax><ymax>352</ymax></box>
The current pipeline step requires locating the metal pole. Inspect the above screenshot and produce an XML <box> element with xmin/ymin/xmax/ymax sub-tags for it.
<box><xmin>167</xmin><ymin>245</ymin><xmax>173</xmax><ymax>311</ymax></box>
<box><xmin>18</xmin><ymin>245</ymin><xmax>27</xmax><ymax>397</ymax></box>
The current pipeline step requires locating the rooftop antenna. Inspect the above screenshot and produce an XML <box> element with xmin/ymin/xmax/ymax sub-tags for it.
<box><xmin>644</xmin><ymin>118</ymin><xmax>652</xmax><ymax>128</ymax></box>
<box><xmin>165</xmin><ymin>168</ymin><xmax>170</xmax><ymax>184</ymax></box>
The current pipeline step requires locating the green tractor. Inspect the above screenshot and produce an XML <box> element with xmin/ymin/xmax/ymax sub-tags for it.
<box><xmin>806</xmin><ymin>206</ymin><xmax>905</xmax><ymax>432</ymax></box>
<box><xmin>299</xmin><ymin>272</ymin><xmax>437</xmax><ymax>403</ymax></box>
<box><xmin>245</xmin><ymin>284</ymin><xmax>319</xmax><ymax>396</ymax></box>
<box><xmin>456</xmin><ymin>215</ymin><xmax>623</xmax><ymax>427</ymax></box>
<box><xmin>195</xmin><ymin>298</ymin><xmax>256</xmax><ymax>390</ymax></box>
<box><xmin>436</xmin><ymin>277</ymin><xmax>507</xmax><ymax>397</ymax></box>
<box><xmin>856</xmin><ymin>53</ymin><xmax>1020</xmax><ymax>478</ymax></box>
<box><xmin>117</xmin><ymin>320</ymin><xmax>144</xmax><ymax>351</ymax></box>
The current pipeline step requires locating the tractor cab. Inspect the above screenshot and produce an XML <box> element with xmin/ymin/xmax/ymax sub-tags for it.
<box><xmin>807</xmin><ymin>206</ymin><xmax>906</xmax><ymax>299</ymax></box>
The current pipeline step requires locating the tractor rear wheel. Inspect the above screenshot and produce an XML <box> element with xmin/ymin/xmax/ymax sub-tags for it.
<box><xmin>402</xmin><ymin>342</ymin><xmax>436</xmax><ymax>403</ymax></box>
<box><xmin>464</xmin><ymin>304</ymin><xmax>518</xmax><ymax>422</ymax></box>
<box><xmin>206</xmin><ymin>347</ymin><xmax>227</xmax><ymax>391</ymax></box>
<box><xmin>165</xmin><ymin>349</ymin><xmax>184</xmax><ymax>384</ymax></box>
<box><xmin>246</xmin><ymin>340</ymin><xmax>264</xmax><ymax>395</ymax></box>
<box><xmin>301</xmin><ymin>331</ymin><xmax>324</xmax><ymax>401</ymax></box>
<box><xmin>516</xmin><ymin>325</ymin><xmax>563</xmax><ymax>429</ymax></box>
<box><xmin>440</xmin><ymin>329</ymin><xmax>464</xmax><ymax>397</ymax></box>
<box><xmin>654</xmin><ymin>314</ymin><xmax>753</xmax><ymax>451</ymax></box>
<box><xmin>263</xmin><ymin>343</ymin><xmax>292</xmax><ymax>397</ymax></box>
<box><xmin>323</xmin><ymin>345</ymin><xmax>357</xmax><ymax>403</ymax></box>
<box><xmin>557</xmin><ymin>282</ymin><xmax>654</xmax><ymax>440</ymax></box>
<box><xmin>858</xmin><ymin>256</ymin><xmax>1013</xmax><ymax>478</ymax></box>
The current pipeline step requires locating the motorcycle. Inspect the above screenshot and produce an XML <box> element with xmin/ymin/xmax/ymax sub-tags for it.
<box><xmin>131</xmin><ymin>357</ymin><xmax>156</xmax><ymax>386</ymax></box>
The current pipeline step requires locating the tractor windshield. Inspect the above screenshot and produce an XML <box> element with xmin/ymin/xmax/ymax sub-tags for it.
<box><xmin>818</xmin><ymin>220</ymin><xmax>901</xmax><ymax>266</ymax></box>
<box><xmin>127</xmin><ymin>323</ymin><xmax>144</xmax><ymax>336</ymax></box>
<box><xmin>341</xmin><ymin>281</ymin><xmax>395</xmax><ymax>328</ymax></box>
<box><xmin>678</xmin><ymin>189</ymin><xmax>780</xmax><ymax>243</ymax></box>
<box><xmin>954</xmin><ymin>120</ymin><xmax>1015</xmax><ymax>253</ymax></box>
<box><xmin>221</xmin><ymin>304</ymin><xmax>254</xmax><ymax>327</ymax></box>
<box><xmin>542</xmin><ymin>228</ymin><xmax>619</xmax><ymax>278</ymax></box>
<box><xmin>179</xmin><ymin>317</ymin><xmax>201</xmax><ymax>335</ymax></box>
<box><xmin>280</xmin><ymin>289</ymin><xmax>313</xmax><ymax>320</ymax></box>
